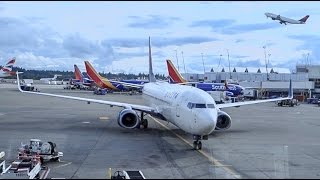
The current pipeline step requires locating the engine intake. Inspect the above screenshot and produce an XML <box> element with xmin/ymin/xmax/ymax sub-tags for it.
<box><xmin>118</xmin><ymin>109</ymin><xmax>140</xmax><ymax>129</ymax></box>
<box><xmin>215</xmin><ymin>110</ymin><xmax>232</xmax><ymax>130</ymax></box>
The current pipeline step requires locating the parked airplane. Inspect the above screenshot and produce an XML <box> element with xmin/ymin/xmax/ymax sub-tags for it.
<box><xmin>0</xmin><ymin>58</ymin><xmax>16</xmax><ymax>78</ymax></box>
<box><xmin>16</xmin><ymin>37</ymin><xmax>293</xmax><ymax>150</ymax></box>
<box><xmin>39</xmin><ymin>74</ymin><xmax>62</xmax><ymax>84</ymax></box>
<box><xmin>265</xmin><ymin>12</ymin><xmax>309</xmax><ymax>25</ymax></box>
<box><xmin>72</xmin><ymin>64</ymin><xmax>95</xmax><ymax>88</ymax></box>
<box><xmin>166</xmin><ymin>59</ymin><xmax>244</xmax><ymax>96</ymax></box>
<box><xmin>84</xmin><ymin>61</ymin><xmax>148</xmax><ymax>91</ymax></box>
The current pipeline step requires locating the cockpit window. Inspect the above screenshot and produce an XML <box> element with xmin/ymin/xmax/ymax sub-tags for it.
<box><xmin>207</xmin><ymin>104</ymin><xmax>215</xmax><ymax>108</ymax></box>
<box><xmin>187</xmin><ymin>102</ymin><xmax>214</xmax><ymax>109</ymax></box>
<box><xmin>195</xmin><ymin>104</ymin><xmax>206</xmax><ymax>108</ymax></box>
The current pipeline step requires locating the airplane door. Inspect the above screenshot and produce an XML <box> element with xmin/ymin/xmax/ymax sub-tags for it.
<box><xmin>176</xmin><ymin>104</ymin><xmax>180</xmax><ymax>117</ymax></box>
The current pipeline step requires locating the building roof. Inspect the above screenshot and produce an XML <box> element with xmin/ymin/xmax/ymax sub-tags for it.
<box><xmin>211</xmin><ymin>66</ymin><xmax>291</xmax><ymax>73</ymax></box>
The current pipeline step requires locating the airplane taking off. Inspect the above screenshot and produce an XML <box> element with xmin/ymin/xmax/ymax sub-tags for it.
<box><xmin>0</xmin><ymin>58</ymin><xmax>16</xmax><ymax>78</ymax></box>
<box><xmin>84</xmin><ymin>61</ymin><xmax>148</xmax><ymax>91</ymax></box>
<box><xmin>265</xmin><ymin>12</ymin><xmax>309</xmax><ymax>25</ymax></box>
<box><xmin>16</xmin><ymin>37</ymin><xmax>293</xmax><ymax>150</ymax></box>
<box><xmin>166</xmin><ymin>59</ymin><xmax>244</xmax><ymax>97</ymax></box>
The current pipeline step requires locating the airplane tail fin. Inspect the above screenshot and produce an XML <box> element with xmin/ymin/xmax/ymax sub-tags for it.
<box><xmin>84</xmin><ymin>61</ymin><xmax>117</xmax><ymax>90</ymax></box>
<box><xmin>224</xmin><ymin>80</ymin><xmax>229</xmax><ymax>90</ymax></box>
<box><xmin>2</xmin><ymin>57</ymin><xmax>16</xmax><ymax>72</ymax></box>
<box><xmin>299</xmin><ymin>15</ymin><xmax>309</xmax><ymax>23</ymax></box>
<box><xmin>166</xmin><ymin>59</ymin><xmax>187</xmax><ymax>83</ymax></box>
<box><xmin>74</xmin><ymin>64</ymin><xmax>83</xmax><ymax>81</ymax></box>
<box><xmin>148</xmin><ymin>36</ymin><xmax>156</xmax><ymax>83</ymax></box>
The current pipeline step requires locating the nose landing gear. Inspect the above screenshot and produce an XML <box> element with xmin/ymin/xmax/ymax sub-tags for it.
<box><xmin>193</xmin><ymin>135</ymin><xmax>208</xmax><ymax>150</ymax></box>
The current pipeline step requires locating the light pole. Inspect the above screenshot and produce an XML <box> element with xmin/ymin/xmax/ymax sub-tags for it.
<box><xmin>181</xmin><ymin>51</ymin><xmax>187</xmax><ymax>74</ymax></box>
<box><xmin>226</xmin><ymin>49</ymin><xmax>232</xmax><ymax>79</ymax></box>
<box><xmin>174</xmin><ymin>50</ymin><xmax>180</xmax><ymax>71</ymax></box>
<box><xmin>263</xmin><ymin>46</ymin><xmax>269</xmax><ymax>80</ymax></box>
<box><xmin>268</xmin><ymin>53</ymin><xmax>271</xmax><ymax>68</ymax></box>
<box><xmin>218</xmin><ymin>54</ymin><xmax>222</xmax><ymax>70</ymax></box>
<box><xmin>201</xmin><ymin>53</ymin><xmax>205</xmax><ymax>74</ymax></box>
<box><xmin>306</xmin><ymin>53</ymin><xmax>310</xmax><ymax>65</ymax></box>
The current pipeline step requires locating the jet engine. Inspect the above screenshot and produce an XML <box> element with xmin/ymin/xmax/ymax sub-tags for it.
<box><xmin>117</xmin><ymin>109</ymin><xmax>140</xmax><ymax>129</ymax></box>
<box><xmin>215</xmin><ymin>110</ymin><xmax>232</xmax><ymax>130</ymax></box>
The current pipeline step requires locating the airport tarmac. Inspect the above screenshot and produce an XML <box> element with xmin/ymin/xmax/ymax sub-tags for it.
<box><xmin>1</xmin><ymin>84</ymin><xmax>320</xmax><ymax>179</ymax></box>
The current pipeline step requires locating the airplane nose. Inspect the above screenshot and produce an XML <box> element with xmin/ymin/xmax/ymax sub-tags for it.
<box><xmin>195</xmin><ymin>111</ymin><xmax>217</xmax><ymax>135</ymax></box>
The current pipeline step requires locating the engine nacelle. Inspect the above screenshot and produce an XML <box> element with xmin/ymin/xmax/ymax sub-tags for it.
<box><xmin>215</xmin><ymin>110</ymin><xmax>232</xmax><ymax>130</ymax></box>
<box><xmin>117</xmin><ymin>109</ymin><xmax>140</xmax><ymax>129</ymax></box>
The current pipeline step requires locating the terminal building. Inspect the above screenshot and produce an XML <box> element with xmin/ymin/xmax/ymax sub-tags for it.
<box><xmin>181</xmin><ymin>65</ymin><xmax>320</xmax><ymax>101</ymax></box>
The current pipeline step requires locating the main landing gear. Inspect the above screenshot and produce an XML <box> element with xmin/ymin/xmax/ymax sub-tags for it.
<box><xmin>193</xmin><ymin>135</ymin><xmax>208</xmax><ymax>150</ymax></box>
<box><xmin>139</xmin><ymin>112</ymin><xmax>148</xmax><ymax>129</ymax></box>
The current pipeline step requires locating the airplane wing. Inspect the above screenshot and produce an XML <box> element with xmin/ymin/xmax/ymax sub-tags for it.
<box><xmin>16</xmin><ymin>72</ymin><xmax>157</xmax><ymax>114</ymax></box>
<box><xmin>216</xmin><ymin>79</ymin><xmax>293</xmax><ymax>109</ymax></box>
<box><xmin>216</xmin><ymin>96</ymin><xmax>291</xmax><ymax>109</ymax></box>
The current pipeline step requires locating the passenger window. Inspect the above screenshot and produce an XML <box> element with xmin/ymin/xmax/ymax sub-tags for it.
<box><xmin>187</xmin><ymin>102</ymin><xmax>192</xmax><ymax>109</ymax></box>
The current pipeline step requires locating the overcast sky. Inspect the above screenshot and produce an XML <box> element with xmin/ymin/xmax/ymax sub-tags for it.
<box><xmin>0</xmin><ymin>1</ymin><xmax>319</xmax><ymax>74</ymax></box>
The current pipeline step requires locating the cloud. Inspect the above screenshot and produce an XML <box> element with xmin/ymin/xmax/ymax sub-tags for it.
<box><xmin>109</xmin><ymin>37</ymin><xmax>219</xmax><ymax>48</ymax></box>
<box><xmin>220</xmin><ymin>23</ymin><xmax>280</xmax><ymax>34</ymax></box>
<box><xmin>287</xmin><ymin>35</ymin><xmax>320</xmax><ymax>65</ymax></box>
<box><xmin>234</xmin><ymin>59</ymin><xmax>264</xmax><ymax>67</ymax></box>
<box><xmin>190</xmin><ymin>19</ymin><xmax>236</xmax><ymax>28</ymax></box>
<box><xmin>235</xmin><ymin>39</ymin><xmax>244</xmax><ymax>43</ymax></box>
<box><xmin>127</xmin><ymin>15</ymin><xmax>181</xmax><ymax>29</ymax></box>
<box><xmin>190</xmin><ymin>19</ymin><xmax>280</xmax><ymax>35</ymax></box>
<box><xmin>0</xmin><ymin>16</ymin><xmax>115</xmax><ymax>71</ymax></box>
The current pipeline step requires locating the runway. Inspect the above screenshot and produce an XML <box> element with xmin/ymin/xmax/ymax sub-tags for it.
<box><xmin>0</xmin><ymin>84</ymin><xmax>320</xmax><ymax>178</ymax></box>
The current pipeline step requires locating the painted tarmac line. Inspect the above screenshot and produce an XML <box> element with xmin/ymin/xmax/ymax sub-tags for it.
<box><xmin>99</xmin><ymin>116</ymin><xmax>110</xmax><ymax>120</ymax></box>
<box><xmin>149</xmin><ymin>116</ymin><xmax>241</xmax><ymax>179</ymax></box>
<box><xmin>54</xmin><ymin>162</ymin><xmax>72</xmax><ymax>169</ymax></box>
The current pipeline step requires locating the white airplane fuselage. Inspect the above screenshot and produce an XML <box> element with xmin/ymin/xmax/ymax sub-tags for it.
<box><xmin>265</xmin><ymin>13</ymin><xmax>305</xmax><ymax>24</ymax></box>
<box><xmin>142</xmin><ymin>81</ymin><xmax>217</xmax><ymax>135</ymax></box>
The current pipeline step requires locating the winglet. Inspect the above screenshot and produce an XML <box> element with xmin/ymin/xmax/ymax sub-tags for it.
<box><xmin>148</xmin><ymin>36</ymin><xmax>156</xmax><ymax>82</ymax></box>
<box><xmin>288</xmin><ymin>79</ymin><xmax>293</xmax><ymax>99</ymax></box>
<box><xmin>16</xmin><ymin>71</ymin><xmax>24</xmax><ymax>92</ymax></box>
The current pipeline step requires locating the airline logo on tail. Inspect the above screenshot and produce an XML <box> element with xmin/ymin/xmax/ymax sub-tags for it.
<box><xmin>166</xmin><ymin>59</ymin><xmax>187</xmax><ymax>83</ymax></box>
<box><xmin>74</xmin><ymin>64</ymin><xmax>83</xmax><ymax>81</ymax></box>
<box><xmin>299</xmin><ymin>15</ymin><xmax>310</xmax><ymax>23</ymax></box>
<box><xmin>84</xmin><ymin>61</ymin><xmax>118</xmax><ymax>90</ymax></box>
<box><xmin>0</xmin><ymin>57</ymin><xmax>16</xmax><ymax>77</ymax></box>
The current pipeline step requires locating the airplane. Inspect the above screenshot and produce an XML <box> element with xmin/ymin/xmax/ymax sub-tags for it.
<box><xmin>0</xmin><ymin>58</ymin><xmax>16</xmax><ymax>78</ymax></box>
<box><xmin>39</xmin><ymin>74</ymin><xmax>62</xmax><ymax>84</ymax></box>
<box><xmin>166</xmin><ymin>59</ymin><xmax>244</xmax><ymax>97</ymax></box>
<box><xmin>71</xmin><ymin>64</ymin><xmax>95</xmax><ymax>88</ymax></box>
<box><xmin>84</xmin><ymin>61</ymin><xmax>148</xmax><ymax>91</ymax></box>
<box><xmin>265</xmin><ymin>12</ymin><xmax>309</xmax><ymax>25</ymax></box>
<box><xmin>16</xmin><ymin>37</ymin><xmax>293</xmax><ymax>150</ymax></box>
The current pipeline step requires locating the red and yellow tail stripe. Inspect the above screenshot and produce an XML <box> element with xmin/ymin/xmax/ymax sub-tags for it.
<box><xmin>84</xmin><ymin>61</ymin><xmax>118</xmax><ymax>90</ymax></box>
<box><xmin>166</xmin><ymin>59</ymin><xmax>187</xmax><ymax>83</ymax></box>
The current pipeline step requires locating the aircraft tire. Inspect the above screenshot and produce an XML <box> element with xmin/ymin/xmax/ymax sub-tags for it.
<box><xmin>142</xmin><ymin>119</ymin><xmax>148</xmax><ymax>129</ymax></box>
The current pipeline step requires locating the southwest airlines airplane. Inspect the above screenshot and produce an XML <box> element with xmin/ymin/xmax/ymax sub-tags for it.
<box><xmin>265</xmin><ymin>12</ymin><xmax>309</xmax><ymax>25</ymax></box>
<box><xmin>166</xmin><ymin>59</ymin><xmax>244</xmax><ymax>96</ymax></box>
<box><xmin>72</xmin><ymin>64</ymin><xmax>95</xmax><ymax>88</ymax></box>
<box><xmin>0</xmin><ymin>58</ymin><xmax>16</xmax><ymax>78</ymax></box>
<box><xmin>16</xmin><ymin>37</ymin><xmax>293</xmax><ymax>150</ymax></box>
<box><xmin>84</xmin><ymin>60</ymin><xmax>148</xmax><ymax>91</ymax></box>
